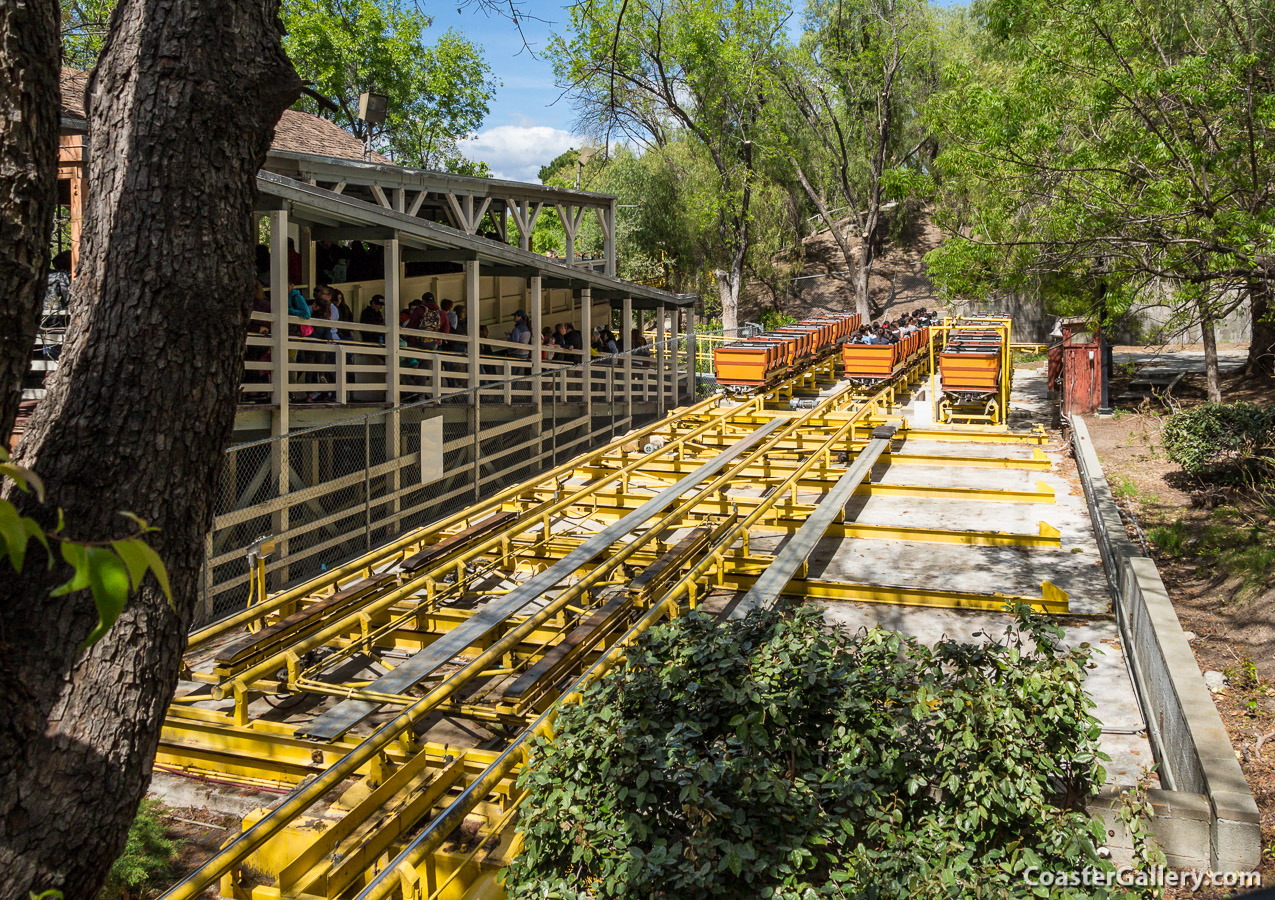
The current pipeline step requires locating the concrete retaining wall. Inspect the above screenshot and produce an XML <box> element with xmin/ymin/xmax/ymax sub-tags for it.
<box><xmin>948</xmin><ymin>294</ymin><xmax>1250</xmax><ymax>345</ymax></box>
<box><xmin>1071</xmin><ymin>417</ymin><xmax>1260</xmax><ymax>872</ymax></box>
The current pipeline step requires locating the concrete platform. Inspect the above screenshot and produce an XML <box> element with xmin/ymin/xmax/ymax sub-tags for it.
<box><xmin>782</xmin><ymin>364</ymin><xmax>1156</xmax><ymax>787</ymax></box>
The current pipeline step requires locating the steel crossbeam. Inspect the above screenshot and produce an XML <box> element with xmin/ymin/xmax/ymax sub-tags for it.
<box><xmin>159</xmin><ymin>332</ymin><xmax>1081</xmax><ymax>900</ymax></box>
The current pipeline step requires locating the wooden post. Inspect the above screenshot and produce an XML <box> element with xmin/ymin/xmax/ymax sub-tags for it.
<box><xmin>656</xmin><ymin>302</ymin><xmax>667</xmax><ymax>416</ymax></box>
<box><xmin>580</xmin><ymin>287</ymin><xmax>592</xmax><ymax>415</ymax></box>
<box><xmin>384</xmin><ymin>237</ymin><xmax>401</xmax><ymax>406</ymax></box>
<box><xmin>268</xmin><ymin>209</ymin><xmax>290</xmax><ymax>584</ymax></box>
<box><xmin>58</xmin><ymin>135</ymin><xmax>87</xmax><ymax>277</ymax></box>
<box><xmin>300</xmin><ymin>225</ymin><xmax>314</xmax><ymax>292</ymax></box>
<box><xmin>605</xmin><ymin>200</ymin><xmax>617</xmax><ymax>277</ymax></box>
<box><xmin>466</xmin><ymin>259</ymin><xmax>481</xmax><ymax>397</ymax></box>
<box><xmin>531</xmin><ymin>274</ymin><xmax>543</xmax><ymax>405</ymax></box>
<box><xmin>686</xmin><ymin>305</ymin><xmax>697</xmax><ymax>402</ymax></box>
<box><xmin>621</xmin><ymin>296</ymin><xmax>633</xmax><ymax>405</ymax></box>
<box><xmin>268</xmin><ymin>210</ymin><xmax>290</xmax><ymax>426</ymax></box>
<box><xmin>670</xmin><ymin>308</ymin><xmax>682</xmax><ymax>405</ymax></box>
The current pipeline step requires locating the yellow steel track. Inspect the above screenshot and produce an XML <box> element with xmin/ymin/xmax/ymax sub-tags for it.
<box><xmin>160</xmin><ymin>341</ymin><xmax>1066</xmax><ymax>900</ymax></box>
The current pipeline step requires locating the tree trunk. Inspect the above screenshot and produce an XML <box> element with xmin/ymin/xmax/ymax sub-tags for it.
<box><xmin>717</xmin><ymin>268</ymin><xmax>739</xmax><ymax>333</ymax></box>
<box><xmin>855</xmin><ymin>213</ymin><xmax>877</xmax><ymax>323</ymax></box>
<box><xmin>716</xmin><ymin>141</ymin><xmax>753</xmax><ymax>335</ymax></box>
<box><xmin>791</xmin><ymin>158</ymin><xmax>858</xmax><ymax>298</ymax></box>
<box><xmin>1199</xmin><ymin>304</ymin><xmax>1222</xmax><ymax>403</ymax></box>
<box><xmin>0</xmin><ymin>0</ymin><xmax>59</xmax><ymax>443</ymax></box>
<box><xmin>1247</xmin><ymin>279</ymin><xmax>1275</xmax><ymax>377</ymax></box>
<box><xmin>0</xmin><ymin>1</ymin><xmax>298</xmax><ymax>896</ymax></box>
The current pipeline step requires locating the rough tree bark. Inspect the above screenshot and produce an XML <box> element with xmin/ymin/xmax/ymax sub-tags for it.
<box><xmin>854</xmin><ymin>54</ymin><xmax>898</xmax><ymax>325</ymax></box>
<box><xmin>1198</xmin><ymin>301</ymin><xmax>1222</xmax><ymax>403</ymax></box>
<box><xmin>0</xmin><ymin>0</ymin><xmax>59</xmax><ymax>442</ymax></box>
<box><xmin>1247</xmin><ymin>279</ymin><xmax>1275</xmax><ymax>377</ymax></box>
<box><xmin>791</xmin><ymin>159</ymin><xmax>859</xmax><ymax>303</ymax></box>
<box><xmin>714</xmin><ymin>140</ymin><xmax>753</xmax><ymax>334</ymax></box>
<box><xmin>0</xmin><ymin>0</ymin><xmax>298</xmax><ymax>896</ymax></box>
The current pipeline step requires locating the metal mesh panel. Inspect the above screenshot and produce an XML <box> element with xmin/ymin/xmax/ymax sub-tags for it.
<box><xmin>194</xmin><ymin>328</ymin><xmax>750</xmax><ymax>626</ymax></box>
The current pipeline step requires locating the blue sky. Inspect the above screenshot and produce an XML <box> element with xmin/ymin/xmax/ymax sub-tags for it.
<box><xmin>430</xmin><ymin>1</ymin><xmax>958</xmax><ymax>181</ymax></box>
<box><xmin>428</xmin><ymin>2</ymin><xmax>581</xmax><ymax>181</ymax></box>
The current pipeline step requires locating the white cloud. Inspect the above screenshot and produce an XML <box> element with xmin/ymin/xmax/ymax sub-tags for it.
<box><xmin>460</xmin><ymin>124</ymin><xmax>581</xmax><ymax>183</ymax></box>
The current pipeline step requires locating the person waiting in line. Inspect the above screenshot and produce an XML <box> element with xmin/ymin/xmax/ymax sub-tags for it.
<box><xmin>334</xmin><ymin>289</ymin><xmax>353</xmax><ymax>340</ymax></box>
<box><xmin>454</xmin><ymin>306</ymin><xmax>467</xmax><ymax>343</ymax></box>
<box><xmin>508</xmin><ymin>310</ymin><xmax>532</xmax><ymax>361</ymax></box>
<box><xmin>287</xmin><ymin>278</ymin><xmax>312</xmax><ymax>331</ymax></box>
<box><xmin>541</xmin><ymin>326</ymin><xmax>556</xmax><ymax>361</ymax></box>
<box><xmin>631</xmin><ymin>328</ymin><xmax>647</xmax><ymax>353</ymax></box>
<box><xmin>439</xmin><ymin>299</ymin><xmax>463</xmax><ymax>384</ymax></box>
<box><xmin>440</xmin><ymin>298</ymin><xmax>459</xmax><ymax>334</ymax></box>
<box><xmin>553</xmin><ymin>323</ymin><xmax>572</xmax><ymax>362</ymax></box>
<box><xmin>325</xmin><ymin>288</ymin><xmax>343</xmax><ymax>342</ymax></box>
<box><xmin>420</xmin><ymin>293</ymin><xmax>447</xmax><ymax>350</ymax></box>
<box><xmin>561</xmin><ymin>321</ymin><xmax>584</xmax><ymax>361</ymax></box>
<box><xmin>599</xmin><ymin>327</ymin><xmax>619</xmax><ymax>355</ymax></box>
<box><xmin>359</xmin><ymin>294</ymin><xmax>385</xmax><ymax>343</ymax></box>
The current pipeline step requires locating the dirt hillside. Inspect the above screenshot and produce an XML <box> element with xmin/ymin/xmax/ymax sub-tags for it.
<box><xmin>740</xmin><ymin>211</ymin><xmax>944</xmax><ymax>323</ymax></box>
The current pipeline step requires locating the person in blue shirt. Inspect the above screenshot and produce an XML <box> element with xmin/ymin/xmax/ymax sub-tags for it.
<box><xmin>287</xmin><ymin>280</ymin><xmax>311</xmax><ymax>321</ymax></box>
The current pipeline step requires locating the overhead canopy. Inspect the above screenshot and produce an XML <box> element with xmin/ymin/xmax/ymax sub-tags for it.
<box><xmin>257</xmin><ymin>172</ymin><xmax>691</xmax><ymax>308</ymax></box>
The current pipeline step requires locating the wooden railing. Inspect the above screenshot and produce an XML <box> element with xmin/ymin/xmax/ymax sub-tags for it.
<box><xmin>239</xmin><ymin>310</ymin><xmax>687</xmax><ymax>408</ymax></box>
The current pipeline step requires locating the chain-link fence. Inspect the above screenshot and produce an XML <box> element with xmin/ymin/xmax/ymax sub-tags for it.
<box><xmin>196</xmin><ymin>328</ymin><xmax>758</xmax><ymax>626</ymax></box>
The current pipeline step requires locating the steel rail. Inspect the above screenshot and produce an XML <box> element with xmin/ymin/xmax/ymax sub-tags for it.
<box><xmin>208</xmin><ymin>395</ymin><xmax>763</xmax><ymax>702</ymax></box>
<box><xmin>350</xmin><ymin>382</ymin><xmax>897</xmax><ymax>900</ymax></box>
<box><xmin>159</xmin><ymin>396</ymin><xmax>833</xmax><ymax>900</ymax></box>
<box><xmin>187</xmin><ymin>393</ymin><xmax>724</xmax><ymax>649</ymax></box>
<box><xmin>299</xmin><ymin>416</ymin><xmax>789</xmax><ymax>740</ymax></box>
<box><xmin>159</xmin><ymin>372</ymin><xmax>910</xmax><ymax>900</ymax></box>
<box><xmin>728</xmin><ymin>425</ymin><xmax>897</xmax><ymax>619</ymax></box>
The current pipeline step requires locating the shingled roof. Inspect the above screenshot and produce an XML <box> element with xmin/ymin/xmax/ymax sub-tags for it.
<box><xmin>60</xmin><ymin>68</ymin><xmax>390</xmax><ymax>165</ymax></box>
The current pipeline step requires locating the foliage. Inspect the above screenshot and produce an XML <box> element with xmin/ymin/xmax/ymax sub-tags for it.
<box><xmin>1114</xmin><ymin>771</ymin><xmax>1166</xmax><ymax>876</ymax></box>
<box><xmin>281</xmin><ymin>0</ymin><xmax>499</xmax><ymax>169</ymax></box>
<box><xmin>926</xmin><ymin>0</ymin><xmax>1275</xmax><ymax>396</ymax></box>
<box><xmin>1147</xmin><ymin>521</ymin><xmax>1189</xmax><ymax>558</ymax></box>
<box><xmin>1161</xmin><ymin>402</ymin><xmax>1275</xmax><ymax>479</ymax></box>
<box><xmin>60</xmin><ymin>0</ymin><xmax>117</xmax><ymax>69</ymax></box>
<box><xmin>759</xmin><ymin>308</ymin><xmax>798</xmax><ymax>331</ymax></box>
<box><xmin>57</xmin><ymin>0</ymin><xmax>498</xmax><ymax>175</ymax></box>
<box><xmin>0</xmin><ymin>449</ymin><xmax>171</xmax><ymax>647</ymax></box>
<box><xmin>506</xmin><ymin>605</ymin><xmax>1133</xmax><ymax>899</ymax></box>
<box><xmin>768</xmin><ymin>0</ymin><xmax>945</xmax><ymax>316</ymax></box>
<box><xmin>99</xmin><ymin>799</ymin><xmax>178</xmax><ymax>900</ymax></box>
<box><xmin>1109</xmin><ymin>474</ymin><xmax>1139</xmax><ymax>501</ymax></box>
<box><xmin>549</xmin><ymin>0</ymin><xmax>792</xmax><ymax>320</ymax></box>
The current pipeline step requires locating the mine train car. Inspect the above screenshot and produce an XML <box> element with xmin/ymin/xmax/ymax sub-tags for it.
<box><xmin>840</xmin><ymin>325</ymin><xmax>936</xmax><ymax>385</ymax></box>
<box><xmin>713</xmin><ymin>313</ymin><xmax>860</xmax><ymax>389</ymax></box>
<box><xmin>938</xmin><ymin>315</ymin><xmax>1012</xmax><ymax>422</ymax></box>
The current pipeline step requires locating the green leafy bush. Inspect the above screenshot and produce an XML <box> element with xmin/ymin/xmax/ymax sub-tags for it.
<box><xmin>100</xmin><ymin>799</ymin><xmax>178</xmax><ymax>900</ymax></box>
<box><xmin>759</xmin><ymin>308</ymin><xmax>798</xmax><ymax>331</ymax></box>
<box><xmin>1161</xmin><ymin>402</ymin><xmax>1275</xmax><ymax>480</ymax></box>
<box><xmin>506</xmin><ymin>606</ymin><xmax>1136</xmax><ymax>899</ymax></box>
<box><xmin>1148</xmin><ymin>521</ymin><xmax>1189</xmax><ymax>557</ymax></box>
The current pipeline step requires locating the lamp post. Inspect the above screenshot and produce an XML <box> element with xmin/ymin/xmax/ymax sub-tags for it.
<box><xmin>1096</xmin><ymin>256</ymin><xmax>1113</xmax><ymax>416</ymax></box>
<box><xmin>575</xmin><ymin>147</ymin><xmax>596</xmax><ymax>189</ymax></box>
<box><xmin>357</xmin><ymin>91</ymin><xmax>388</xmax><ymax>161</ymax></box>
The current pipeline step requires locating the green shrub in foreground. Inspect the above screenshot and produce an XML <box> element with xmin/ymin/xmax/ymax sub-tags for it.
<box><xmin>99</xmin><ymin>798</ymin><xmax>177</xmax><ymax>900</ymax></box>
<box><xmin>1161</xmin><ymin>402</ymin><xmax>1275</xmax><ymax>480</ymax></box>
<box><xmin>506</xmin><ymin>606</ymin><xmax>1139</xmax><ymax>899</ymax></box>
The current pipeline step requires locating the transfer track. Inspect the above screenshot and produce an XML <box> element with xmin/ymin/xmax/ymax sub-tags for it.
<box><xmin>160</xmin><ymin>348</ymin><xmax>1070</xmax><ymax>900</ymax></box>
